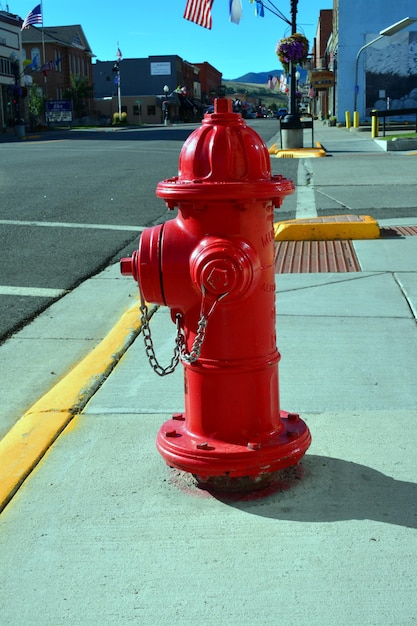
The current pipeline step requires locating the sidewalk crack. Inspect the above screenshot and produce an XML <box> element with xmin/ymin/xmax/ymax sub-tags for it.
<box><xmin>393</xmin><ymin>273</ymin><xmax>417</xmax><ymax>321</ymax></box>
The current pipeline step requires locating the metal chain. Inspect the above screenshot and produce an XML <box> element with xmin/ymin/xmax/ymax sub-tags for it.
<box><xmin>138</xmin><ymin>284</ymin><xmax>228</xmax><ymax>375</ymax></box>
<box><xmin>139</xmin><ymin>297</ymin><xmax>181</xmax><ymax>376</ymax></box>
<box><xmin>179</xmin><ymin>314</ymin><xmax>209</xmax><ymax>365</ymax></box>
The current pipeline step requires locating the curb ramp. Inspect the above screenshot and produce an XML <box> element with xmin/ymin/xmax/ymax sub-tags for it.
<box><xmin>274</xmin><ymin>215</ymin><xmax>380</xmax><ymax>241</ymax></box>
<box><xmin>269</xmin><ymin>142</ymin><xmax>327</xmax><ymax>158</ymax></box>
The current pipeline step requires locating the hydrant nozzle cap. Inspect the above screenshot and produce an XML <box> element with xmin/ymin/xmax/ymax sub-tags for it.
<box><xmin>213</xmin><ymin>98</ymin><xmax>232</xmax><ymax>114</ymax></box>
<box><xmin>120</xmin><ymin>256</ymin><xmax>133</xmax><ymax>276</ymax></box>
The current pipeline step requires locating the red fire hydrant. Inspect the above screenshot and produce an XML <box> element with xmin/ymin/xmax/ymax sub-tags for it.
<box><xmin>121</xmin><ymin>98</ymin><xmax>311</xmax><ymax>490</ymax></box>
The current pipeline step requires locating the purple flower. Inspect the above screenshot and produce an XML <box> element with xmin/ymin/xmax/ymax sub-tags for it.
<box><xmin>276</xmin><ymin>33</ymin><xmax>309</xmax><ymax>70</ymax></box>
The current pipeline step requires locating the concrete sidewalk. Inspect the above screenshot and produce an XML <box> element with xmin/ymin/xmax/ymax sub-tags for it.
<box><xmin>0</xmin><ymin>226</ymin><xmax>416</xmax><ymax>624</ymax></box>
<box><xmin>0</xmin><ymin>122</ymin><xmax>416</xmax><ymax>624</ymax></box>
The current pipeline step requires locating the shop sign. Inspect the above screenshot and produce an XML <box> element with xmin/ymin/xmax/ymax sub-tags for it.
<box><xmin>311</xmin><ymin>70</ymin><xmax>335</xmax><ymax>89</ymax></box>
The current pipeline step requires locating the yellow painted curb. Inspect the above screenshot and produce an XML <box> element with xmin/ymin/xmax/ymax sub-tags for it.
<box><xmin>21</xmin><ymin>135</ymin><xmax>41</xmax><ymax>141</ymax></box>
<box><xmin>274</xmin><ymin>215</ymin><xmax>380</xmax><ymax>241</ymax></box>
<box><xmin>270</xmin><ymin>142</ymin><xmax>327</xmax><ymax>159</ymax></box>
<box><xmin>0</xmin><ymin>297</ymin><xmax>150</xmax><ymax>512</ymax></box>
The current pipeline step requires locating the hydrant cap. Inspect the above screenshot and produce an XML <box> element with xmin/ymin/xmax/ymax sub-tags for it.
<box><xmin>156</xmin><ymin>98</ymin><xmax>295</xmax><ymax>204</ymax></box>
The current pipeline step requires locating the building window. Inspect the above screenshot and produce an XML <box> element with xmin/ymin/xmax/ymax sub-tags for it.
<box><xmin>55</xmin><ymin>50</ymin><xmax>62</xmax><ymax>72</ymax></box>
<box><xmin>147</xmin><ymin>105</ymin><xmax>156</xmax><ymax>116</ymax></box>
<box><xmin>31</xmin><ymin>47</ymin><xmax>41</xmax><ymax>70</ymax></box>
<box><xmin>0</xmin><ymin>57</ymin><xmax>12</xmax><ymax>76</ymax></box>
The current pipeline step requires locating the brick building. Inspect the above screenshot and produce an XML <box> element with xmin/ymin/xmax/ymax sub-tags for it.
<box><xmin>193</xmin><ymin>62</ymin><xmax>223</xmax><ymax>105</ymax></box>
<box><xmin>310</xmin><ymin>9</ymin><xmax>333</xmax><ymax>119</ymax></box>
<box><xmin>21</xmin><ymin>24</ymin><xmax>94</xmax><ymax>123</ymax></box>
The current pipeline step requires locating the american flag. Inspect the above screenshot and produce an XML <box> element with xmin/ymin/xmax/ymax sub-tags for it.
<box><xmin>21</xmin><ymin>4</ymin><xmax>42</xmax><ymax>30</ymax></box>
<box><xmin>41</xmin><ymin>57</ymin><xmax>63</xmax><ymax>72</ymax></box>
<box><xmin>183</xmin><ymin>0</ymin><xmax>214</xmax><ymax>30</ymax></box>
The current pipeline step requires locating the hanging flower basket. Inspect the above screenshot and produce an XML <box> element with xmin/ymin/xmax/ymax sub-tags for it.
<box><xmin>276</xmin><ymin>33</ymin><xmax>309</xmax><ymax>74</ymax></box>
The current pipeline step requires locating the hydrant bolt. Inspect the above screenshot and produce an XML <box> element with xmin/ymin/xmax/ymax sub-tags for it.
<box><xmin>206</xmin><ymin>267</ymin><xmax>231</xmax><ymax>293</ymax></box>
<box><xmin>287</xmin><ymin>413</ymin><xmax>300</xmax><ymax>421</ymax></box>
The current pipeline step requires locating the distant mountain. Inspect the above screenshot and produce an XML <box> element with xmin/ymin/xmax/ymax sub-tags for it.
<box><xmin>225</xmin><ymin>69</ymin><xmax>308</xmax><ymax>84</ymax></box>
<box><xmin>226</xmin><ymin>70</ymin><xmax>283</xmax><ymax>83</ymax></box>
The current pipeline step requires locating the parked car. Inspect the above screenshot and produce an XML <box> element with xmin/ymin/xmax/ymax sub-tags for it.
<box><xmin>255</xmin><ymin>106</ymin><xmax>267</xmax><ymax>118</ymax></box>
<box><xmin>276</xmin><ymin>107</ymin><xmax>288</xmax><ymax>119</ymax></box>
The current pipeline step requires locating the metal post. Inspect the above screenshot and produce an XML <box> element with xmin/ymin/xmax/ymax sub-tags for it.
<box><xmin>282</xmin><ymin>0</ymin><xmax>303</xmax><ymax>148</ymax></box>
<box><xmin>288</xmin><ymin>1</ymin><xmax>297</xmax><ymax>119</ymax></box>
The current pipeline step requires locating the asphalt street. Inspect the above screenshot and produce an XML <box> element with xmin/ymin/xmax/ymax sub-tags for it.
<box><xmin>1</xmin><ymin>120</ymin><xmax>416</xmax><ymax>346</ymax></box>
<box><xmin>0</xmin><ymin>126</ymin><xmax>198</xmax><ymax>341</ymax></box>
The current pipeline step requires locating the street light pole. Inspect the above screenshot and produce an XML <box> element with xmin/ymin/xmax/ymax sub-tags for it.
<box><xmin>163</xmin><ymin>84</ymin><xmax>170</xmax><ymax>125</ymax></box>
<box><xmin>112</xmin><ymin>61</ymin><xmax>122</xmax><ymax>121</ymax></box>
<box><xmin>117</xmin><ymin>68</ymin><xmax>122</xmax><ymax>120</ymax></box>
<box><xmin>288</xmin><ymin>0</ymin><xmax>299</xmax><ymax>120</ymax></box>
<box><xmin>282</xmin><ymin>0</ymin><xmax>303</xmax><ymax>148</ymax></box>
<box><xmin>354</xmin><ymin>17</ymin><xmax>417</xmax><ymax>116</ymax></box>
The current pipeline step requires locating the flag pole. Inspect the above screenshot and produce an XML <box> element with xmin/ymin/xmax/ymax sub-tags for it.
<box><xmin>116</xmin><ymin>42</ymin><xmax>122</xmax><ymax>120</ymax></box>
<box><xmin>40</xmin><ymin>1</ymin><xmax>45</xmax><ymax>63</ymax></box>
<box><xmin>40</xmin><ymin>0</ymin><xmax>48</xmax><ymax>99</ymax></box>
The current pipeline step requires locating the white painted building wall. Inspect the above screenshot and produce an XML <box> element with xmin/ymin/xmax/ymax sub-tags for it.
<box><xmin>332</xmin><ymin>0</ymin><xmax>417</xmax><ymax>122</ymax></box>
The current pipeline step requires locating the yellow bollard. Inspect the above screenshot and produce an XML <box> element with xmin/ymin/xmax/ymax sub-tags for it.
<box><xmin>371</xmin><ymin>111</ymin><xmax>379</xmax><ymax>138</ymax></box>
<box><xmin>345</xmin><ymin>111</ymin><xmax>351</xmax><ymax>129</ymax></box>
<box><xmin>353</xmin><ymin>111</ymin><xmax>359</xmax><ymax>128</ymax></box>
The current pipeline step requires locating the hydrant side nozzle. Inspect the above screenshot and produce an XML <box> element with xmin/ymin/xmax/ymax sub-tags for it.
<box><xmin>120</xmin><ymin>254</ymin><xmax>134</xmax><ymax>277</ymax></box>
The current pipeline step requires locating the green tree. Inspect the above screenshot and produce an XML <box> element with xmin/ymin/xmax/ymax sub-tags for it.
<box><xmin>63</xmin><ymin>74</ymin><xmax>93</xmax><ymax>119</ymax></box>
<box><xmin>27</xmin><ymin>84</ymin><xmax>45</xmax><ymax>129</ymax></box>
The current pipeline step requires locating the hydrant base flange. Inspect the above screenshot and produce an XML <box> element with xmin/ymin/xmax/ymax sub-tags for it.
<box><xmin>157</xmin><ymin>410</ymin><xmax>311</xmax><ymax>486</ymax></box>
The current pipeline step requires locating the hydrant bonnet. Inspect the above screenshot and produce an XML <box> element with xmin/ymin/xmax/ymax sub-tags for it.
<box><xmin>157</xmin><ymin>98</ymin><xmax>295</xmax><ymax>206</ymax></box>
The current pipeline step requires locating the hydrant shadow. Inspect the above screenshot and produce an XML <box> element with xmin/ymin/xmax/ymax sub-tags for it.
<box><xmin>214</xmin><ymin>455</ymin><xmax>417</xmax><ymax>529</ymax></box>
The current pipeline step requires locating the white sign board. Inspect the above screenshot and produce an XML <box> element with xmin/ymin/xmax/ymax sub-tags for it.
<box><xmin>150</xmin><ymin>62</ymin><xmax>171</xmax><ymax>76</ymax></box>
<box><xmin>45</xmin><ymin>100</ymin><xmax>73</xmax><ymax>123</ymax></box>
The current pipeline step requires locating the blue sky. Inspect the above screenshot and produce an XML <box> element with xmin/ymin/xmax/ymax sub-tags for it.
<box><xmin>14</xmin><ymin>0</ymin><xmax>332</xmax><ymax>79</ymax></box>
